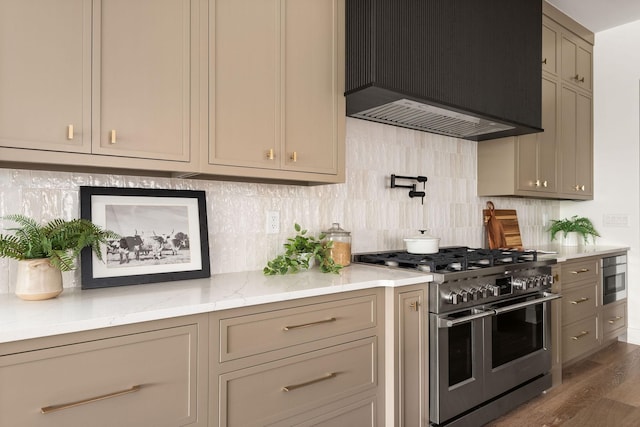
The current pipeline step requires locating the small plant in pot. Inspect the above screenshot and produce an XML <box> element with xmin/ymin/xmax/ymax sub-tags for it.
<box><xmin>548</xmin><ymin>215</ymin><xmax>600</xmax><ymax>246</ymax></box>
<box><xmin>0</xmin><ymin>214</ymin><xmax>118</xmax><ymax>300</ymax></box>
<box><xmin>264</xmin><ymin>223</ymin><xmax>342</xmax><ymax>275</ymax></box>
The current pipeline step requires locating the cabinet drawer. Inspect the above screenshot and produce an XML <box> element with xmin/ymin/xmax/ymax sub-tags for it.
<box><xmin>603</xmin><ymin>302</ymin><xmax>627</xmax><ymax>338</ymax></box>
<box><xmin>218</xmin><ymin>294</ymin><xmax>377</xmax><ymax>362</ymax></box>
<box><xmin>0</xmin><ymin>325</ymin><xmax>199</xmax><ymax>427</ymax></box>
<box><xmin>270</xmin><ymin>395</ymin><xmax>376</xmax><ymax>427</ymax></box>
<box><xmin>562</xmin><ymin>316</ymin><xmax>599</xmax><ymax>363</ymax></box>
<box><xmin>219</xmin><ymin>337</ymin><xmax>376</xmax><ymax>426</ymax></box>
<box><xmin>561</xmin><ymin>258</ymin><xmax>599</xmax><ymax>286</ymax></box>
<box><xmin>562</xmin><ymin>283</ymin><xmax>598</xmax><ymax>325</ymax></box>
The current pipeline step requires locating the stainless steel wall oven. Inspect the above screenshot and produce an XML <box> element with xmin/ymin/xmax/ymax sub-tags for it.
<box><xmin>602</xmin><ymin>253</ymin><xmax>627</xmax><ymax>305</ymax></box>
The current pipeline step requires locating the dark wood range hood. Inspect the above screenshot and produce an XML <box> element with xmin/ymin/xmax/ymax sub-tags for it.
<box><xmin>345</xmin><ymin>0</ymin><xmax>543</xmax><ymax>141</ymax></box>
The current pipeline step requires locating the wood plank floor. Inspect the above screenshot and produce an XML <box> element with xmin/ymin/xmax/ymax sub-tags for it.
<box><xmin>486</xmin><ymin>341</ymin><xmax>640</xmax><ymax>427</ymax></box>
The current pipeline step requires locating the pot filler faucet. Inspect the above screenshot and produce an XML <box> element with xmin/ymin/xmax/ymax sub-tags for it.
<box><xmin>390</xmin><ymin>174</ymin><xmax>427</xmax><ymax>204</ymax></box>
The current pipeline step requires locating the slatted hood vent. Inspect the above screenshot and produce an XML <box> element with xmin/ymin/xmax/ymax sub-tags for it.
<box><xmin>345</xmin><ymin>0</ymin><xmax>543</xmax><ymax>141</ymax></box>
<box><xmin>353</xmin><ymin>99</ymin><xmax>514</xmax><ymax>138</ymax></box>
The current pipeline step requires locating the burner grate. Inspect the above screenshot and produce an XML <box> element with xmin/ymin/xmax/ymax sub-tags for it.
<box><xmin>354</xmin><ymin>247</ymin><xmax>537</xmax><ymax>273</ymax></box>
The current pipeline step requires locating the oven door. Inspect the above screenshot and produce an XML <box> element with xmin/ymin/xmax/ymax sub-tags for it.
<box><xmin>484</xmin><ymin>292</ymin><xmax>561</xmax><ymax>399</ymax></box>
<box><xmin>602</xmin><ymin>262</ymin><xmax>627</xmax><ymax>304</ymax></box>
<box><xmin>429</xmin><ymin>308</ymin><xmax>493</xmax><ymax>425</ymax></box>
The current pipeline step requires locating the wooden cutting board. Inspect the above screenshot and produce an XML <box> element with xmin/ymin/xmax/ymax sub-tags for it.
<box><xmin>483</xmin><ymin>203</ymin><xmax>523</xmax><ymax>249</ymax></box>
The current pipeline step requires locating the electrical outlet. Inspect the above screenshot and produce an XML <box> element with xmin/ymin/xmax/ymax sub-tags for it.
<box><xmin>603</xmin><ymin>214</ymin><xmax>629</xmax><ymax>227</ymax></box>
<box><xmin>266</xmin><ymin>211</ymin><xmax>280</xmax><ymax>234</ymax></box>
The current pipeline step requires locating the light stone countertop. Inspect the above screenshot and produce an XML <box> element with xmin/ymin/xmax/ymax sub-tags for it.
<box><xmin>533</xmin><ymin>244</ymin><xmax>629</xmax><ymax>262</ymax></box>
<box><xmin>0</xmin><ymin>264</ymin><xmax>432</xmax><ymax>345</ymax></box>
<box><xmin>0</xmin><ymin>245</ymin><xmax>630</xmax><ymax>346</ymax></box>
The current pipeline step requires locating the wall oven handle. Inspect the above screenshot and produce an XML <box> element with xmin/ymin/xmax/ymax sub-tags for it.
<box><xmin>438</xmin><ymin>309</ymin><xmax>495</xmax><ymax>328</ymax></box>
<box><xmin>492</xmin><ymin>292</ymin><xmax>562</xmax><ymax>315</ymax></box>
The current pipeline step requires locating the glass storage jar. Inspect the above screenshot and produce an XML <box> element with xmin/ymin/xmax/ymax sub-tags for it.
<box><xmin>323</xmin><ymin>223</ymin><xmax>351</xmax><ymax>266</ymax></box>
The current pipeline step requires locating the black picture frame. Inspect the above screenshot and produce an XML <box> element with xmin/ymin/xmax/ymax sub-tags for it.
<box><xmin>80</xmin><ymin>186</ymin><xmax>210</xmax><ymax>289</ymax></box>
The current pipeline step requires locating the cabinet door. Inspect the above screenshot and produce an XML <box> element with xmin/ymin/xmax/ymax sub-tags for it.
<box><xmin>210</xmin><ymin>0</ymin><xmax>281</xmax><ymax>169</ymax></box>
<box><xmin>283</xmin><ymin>0</ymin><xmax>343</xmax><ymax>174</ymax></box>
<box><xmin>559</xmin><ymin>85</ymin><xmax>592</xmax><ymax>198</ymax></box>
<box><xmin>397</xmin><ymin>289</ymin><xmax>428</xmax><ymax>427</ymax></box>
<box><xmin>542</xmin><ymin>20</ymin><xmax>558</xmax><ymax>75</ymax></box>
<box><xmin>92</xmin><ymin>0</ymin><xmax>194</xmax><ymax>162</ymax></box>
<box><xmin>517</xmin><ymin>76</ymin><xmax>557</xmax><ymax>193</ymax></box>
<box><xmin>561</xmin><ymin>35</ymin><xmax>592</xmax><ymax>92</ymax></box>
<box><xmin>0</xmin><ymin>0</ymin><xmax>91</xmax><ymax>153</ymax></box>
<box><xmin>0</xmin><ymin>324</ymin><xmax>202</xmax><ymax>427</ymax></box>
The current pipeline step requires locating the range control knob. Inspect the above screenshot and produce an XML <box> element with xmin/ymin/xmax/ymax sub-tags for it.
<box><xmin>460</xmin><ymin>290</ymin><xmax>469</xmax><ymax>303</ymax></box>
<box><xmin>448</xmin><ymin>292</ymin><xmax>460</xmax><ymax>305</ymax></box>
<box><xmin>512</xmin><ymin>278</ymin><xmax>527</xmax><ymax>290</ymax></box>
<box><xmin>479</xmin><ymin>286</ymin><xmax>489</xmax><ymax>298</ymax></box>
<box><xmin>468</xmin><ymin>288</ymin><xmax>479</xmax><ymax>300</ymax></box>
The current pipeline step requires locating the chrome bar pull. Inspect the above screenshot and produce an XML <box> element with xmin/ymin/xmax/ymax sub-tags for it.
<box><xmin>570</xmin><ymin>268</ymin><xmax>590</xmax><ymax>274</ymax></box>
<box><xmin>110</xmin><ymin>129</ymin><xmax>117</xmax><ymax>144</ymax></box>
<box><xmin>608</xmin><ymin>316</ymin><xmax>623</xmax><ymax>324</ymax></box>
<box><xmin>266</xmin><ymin>148</ymin><xmax>275</xmax><ymax>160</ymax></box>
<box><xmin>67</xmin><ymin>124</ymin><xmax>74</xmax><ymax>140</ymax></box>
<box><xmin>290</xmin><ymin>151</ymin><xmax>297</xmax><ymax>162</ymax></box>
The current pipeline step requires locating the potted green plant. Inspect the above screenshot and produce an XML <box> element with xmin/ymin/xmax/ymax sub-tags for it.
<box><xmin>0</xmin><ymin>214</ymin><xmax>118</xmax><ymax>300</ymax></box>
<box><xmin>548</xmin><ymin>215</ymin><xmax>600</xmax><ymax>246</ymax></box>
<box><xmin>264</xmin><ymin>223</ymin><xmax>342</xmax><ymax>275</ymax></box>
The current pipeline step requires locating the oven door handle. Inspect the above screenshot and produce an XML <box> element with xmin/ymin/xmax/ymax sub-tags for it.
<box><xmin>438</xmin><ymin>309</ymin><xmax>495</xmax><ymax>328</ymax></box>
<box><xmin>492</xmin><ymin>292</ymin><xmax>562</xmax><ymax>315</ymax></box>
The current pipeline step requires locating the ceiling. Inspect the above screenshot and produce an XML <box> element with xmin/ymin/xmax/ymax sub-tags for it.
<box><xmin>546</xmin><ymin>0</ymin><xmax>640</xmax><ymax>32</ymax></box>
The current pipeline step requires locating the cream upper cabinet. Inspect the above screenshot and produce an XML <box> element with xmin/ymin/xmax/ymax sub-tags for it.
<box><xmin>559</xmin><ymin>85</ymin><xmax>593</xmax><ymax>198</ymax></box>
<box><xmin>0</xmin><ymin>0</ymin><xmax>91</xmax><ymax>153</ymax></box>
<box><xmin>92</xmin><ymin>0</ymin><xmax>201</xmax><ymax>162</ymax></box>
<box><xmin>207</xmin><ymin>0</ymin><xmax>345</xmax><ymax>183</ymax></box>
<box><xmin>477</xmin><ymin>6</ymin><xmax>593</xmax><ymax>201</ymax></box>
<box><xmin>561</xmin><ymin>34</ymin><xmax>592</xmax><ymax>92</ymax></box>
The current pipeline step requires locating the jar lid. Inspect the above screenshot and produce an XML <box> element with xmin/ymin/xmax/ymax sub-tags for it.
<box><xmin>324</xmin><ymin>222</ymin><xmax>350</xmax><ymax>235</ymax></box>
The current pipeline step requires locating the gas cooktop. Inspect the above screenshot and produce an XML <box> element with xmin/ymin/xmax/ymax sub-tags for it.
<box><xmin>353</xmin><ymin>247</ymin><xmax>539</xmax><ymax>274</ymax></box>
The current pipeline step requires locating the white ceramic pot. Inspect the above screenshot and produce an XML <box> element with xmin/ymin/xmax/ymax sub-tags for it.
<box><xmin>404</xmin><ymin>235</ymin><xmax>440</xmax><ymax>254</ymax></box>
<box><xmin>561</xmin><ymin>232</ymin><xmax>580</xmax><ymax>247</ymax></box>
<box><xmin>15</xmin><ymin>259</ymin><xmax>63</xmax><ymax>301</ymax></box>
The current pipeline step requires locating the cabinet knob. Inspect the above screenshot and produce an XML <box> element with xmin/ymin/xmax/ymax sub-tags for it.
<box><xmin>67</xmin><ymin>124</ymin><xmax>74</xmax><ymax>140</ymax></box>
<box><xmin>110</xmin><ymin>130</ymin><xmax>117</xmax><ymax>144</ymax></box>
<box><xmin>535</xmin><ymin>179</ymin><xmax>541</xmax><ymax>187</ymax></box>
<box><xmin>580</xmin><ymin>185</ymin><xmax>585</xmax><ymax>191</ymax></box>
<box><xmin>409</xmin><ymin>301</ymin><xmax>420</xmax><ymax>311</ymax></box>
<box><xmin>290</xmin><ymin>151</ymin><xmax>297</xmax><ymax>162</ymax></box>
<box><xmin>542</xmin><ymin>58</ymin><xmax>547</xmax><ymax>64</ymax></box>
<box><xmin>266</xmin><ymin>148</ymin><xmax>275</xmax><ymax>160</ymax></box>
<box><xmin>574</xmin><ymin>74</ymin><xmax>585</xmax><ymax>83</ymax></box>
<box><xmin>543</xmin><ymin>180</ymin><xmax>548</xmax><ymax>188</ymax></box>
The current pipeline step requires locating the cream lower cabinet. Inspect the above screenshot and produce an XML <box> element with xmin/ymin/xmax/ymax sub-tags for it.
<box><xmin>0</xmin><ymin>314</ymin><xmax>208</xmax><ymax>427</ymax></box>
<box><xmin>206</xmin><ymin>0</ymin><xmax>345</xmax><ymax>183</ymax></box>
<box><xmin>395</xmin><ymin>285</ymin><xmax>428</xmax><ymax>427</ymax></box>
<box><xmin>209</xmin><ymin>290</ymin><xmax>384</xmax><ymax>426</ymax></box>
<box><xmin>560</xmin><ymin>256</ymin><xmax>627</xmax><ymax>366</ymax></box>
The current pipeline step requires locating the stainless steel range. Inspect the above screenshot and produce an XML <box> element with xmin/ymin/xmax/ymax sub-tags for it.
<box><xmin>355</xmin><ymin>247</ymin><xmax>560</xmax><ymax>427</ymax></box>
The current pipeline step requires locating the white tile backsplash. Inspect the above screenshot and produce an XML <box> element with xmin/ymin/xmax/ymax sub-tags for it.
<box><xmin>0</xmin><ymin>118</ymin><xmax>559</xmax><ymax>293</ymax></box>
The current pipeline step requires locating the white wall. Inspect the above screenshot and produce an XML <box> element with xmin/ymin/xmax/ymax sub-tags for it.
<box><xmin>0</xmin><ymin>118</ymin><xmax>559</xmax><ymax>293</ymax></box>
<box><xmin>560</xmin><ymin>20</ymin><xmax>640</xmax><ymax>343</ymax></box>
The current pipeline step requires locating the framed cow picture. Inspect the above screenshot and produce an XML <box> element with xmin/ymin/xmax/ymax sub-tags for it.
<box><xmin>80</xmin><ymin>186</ymin><xmax>210</xmax><ymax>289</ymax></box>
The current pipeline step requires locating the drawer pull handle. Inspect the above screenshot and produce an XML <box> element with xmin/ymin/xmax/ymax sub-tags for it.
<box><xmin>67</xmin><ymin>124</ymin><xmax>74</xmax><ymax>140</ymax></box>
<box><xmin>570</xmin><ymin>297</ymin><xmax>590</xmax><ymax>305</ymax></box>
<box><xmin>608</xmin><ymin>316</ymin><xmax>623</xmax><ymax>324</ymax></box>
<box><xmin>40</xmin><ymin>385</ymin><xmax>142</xmax><ymax>414</ymax></box>
<box><xmin>570</xmin><ymin>268</ymin><xmax>590</xmax><ymax>274</ymax></box>
<box><xmin>571</xmin><ymin>331</ymin><xmax>589</xmax><ymax>341</ymax></box>
<box><xmin>110</xmin><ymin>129</ymin><xmax>117</xmax><ymax>144</ymax></box>
<box><xmin>283</xmin><ymin>317</ymin><xmax>336</xmax><ymax>331</ymax></box>
<box><xmin>282</xmin><ymin>372</ymin><xmax>337</xmax><ymax>392</ymax></box>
